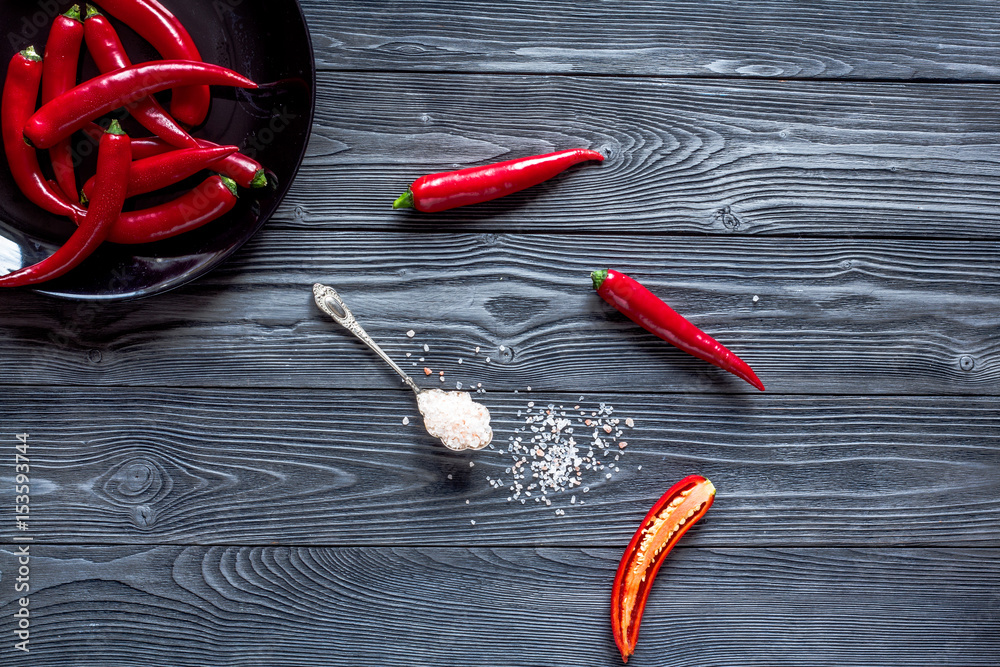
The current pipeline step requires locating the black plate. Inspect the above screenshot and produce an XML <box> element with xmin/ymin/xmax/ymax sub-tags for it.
<box><xmin>0</xmin><ymin>0</ymin><xmax>315</xmax><ymax>300</ymax></box>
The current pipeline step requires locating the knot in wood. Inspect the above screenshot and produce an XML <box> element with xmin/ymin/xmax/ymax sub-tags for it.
<box><xmin>101</xmin><ymin>457</ymin><xmax>167</xmax><ymax>506</ymax></box>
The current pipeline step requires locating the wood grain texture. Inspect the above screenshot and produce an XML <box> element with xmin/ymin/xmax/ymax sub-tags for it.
<box><xmin>300</xmin><ymin>0</ymin><xmax>1000</xmax><ymax>81</ymax></box>
<box><xmin>1</xmin><ymin>545</ymin><xmax>997</xmax><ymax>666</ymax></box>
<box><xmin>0</xmin><ymin>234</ymin><xmax>996</xmax><ymax>394</ymax></box>
<box><xmin>1</xmin><ymin>389</ymin><xmax>996</xmax><ymax>546</ymax></box>
<box><xmin>267</xmin><ymin>73</ymin><xmax>1000</xmax><ymax>237</ymax></box>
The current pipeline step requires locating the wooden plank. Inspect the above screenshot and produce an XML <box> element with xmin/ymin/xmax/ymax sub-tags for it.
<box><xmin>273</xmin><ymin>73</ymin><xmax>1000</xmax><ymax>238</ymax></box>
<box><xmin>0</xmin><ymin>234</ymin><xmax>997</xmax><ymax>394</ymax></box>
<box><xmin>1</xmin><ymin>545</ymin><xmax>997</xmax><ymax>665</ymax></box>
<box><xmin>2</xmin><ymin>389</ymin><xmax>997</xmax><ymax>546</ymax></box>
<box><xmin>300</xmin><ymin>0</ymin><xmax>1000</xmax><ymax>81</ymax></box>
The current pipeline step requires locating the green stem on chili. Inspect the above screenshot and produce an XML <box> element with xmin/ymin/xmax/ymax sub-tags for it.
<box><xmin>591</xmin><ymin>269</ymin><xmax>765</xmax><ymax>391</ymax></box>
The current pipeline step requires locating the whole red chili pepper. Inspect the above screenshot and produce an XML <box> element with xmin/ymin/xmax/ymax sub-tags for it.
<box><xmin>42</xmin><ymin>5</ymin><xmax>85</xmax><ymax>200</ymax></box>
<box><xmin>107</xmin><ymin>174</ymin><xmax>238</xmax><ymax>244</ymax></box>
<box><xmin>0</xmin><ymin>121</ymin><xmax>130</xmax><ymax>287</ymax></box>
<box><xmin>83</xmin><ymin>5</ymin><xmax>197</xmax><ymax>150</ymax></box>
<box><xmin>24</xmin><ymin>61</ymin><xmax>257</xmax><ymax>149</ymax></box>
<box><xmin>392</xmin><ymin>148</ymin><xmax>604</xmax><ymax>212</ymax></box>
<box><xmin>80</xmin><ymin>144</ymin><xmax>237</xmax><ymax>201</ymax></box>
<box><xmin>611</xmin><ymin>474</ymin><xmax>716</xmax><ymax>663</ymax></box>
<box><xmin>129</xmin><ymin>136</ymin><xmax>267</xmax><ymax>188</ymax></box>
<box><xmin>2</xmin><ymin>47</ymin><xmax>83</xmax><ymax>219</ymax></box>
<box><xmin>94</xmin><ymin>0</ymin><xmax>210</xmax><ymax>127</ymax></box>
<box><xmin>591</xmin><ymin>269</ymin><xmax>765</xmax><ymax>391</ymax></box>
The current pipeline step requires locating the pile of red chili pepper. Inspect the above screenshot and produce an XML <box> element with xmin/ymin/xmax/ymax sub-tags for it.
<box><xmin>1</xmin><ymin>1</ymin><xmax>264</xmax><ymax>287</ymax></box>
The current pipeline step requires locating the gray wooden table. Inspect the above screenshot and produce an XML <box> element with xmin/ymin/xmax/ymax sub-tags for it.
<box><xmin>2</xmin><ymin>1</ymin><xmax>1000</xmax><ymax>665</ymax></box>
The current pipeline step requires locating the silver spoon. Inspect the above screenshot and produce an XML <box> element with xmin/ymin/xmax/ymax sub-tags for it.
<box><xmin>312</xmin><ymin>283</ymin><xmax>492</xmax><ymax>450</ymax></box>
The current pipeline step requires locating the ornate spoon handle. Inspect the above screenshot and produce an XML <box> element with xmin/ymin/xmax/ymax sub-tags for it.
<box><xmin>312</xmin><ymin>283</ymin><xmax>422</xmax><ymax>394</ymax></box>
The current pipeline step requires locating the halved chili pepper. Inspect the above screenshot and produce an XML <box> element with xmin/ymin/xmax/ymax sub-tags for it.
<box><xmin>392</xmin><ymin>148</ymin><xmax>604</xmax><ymax>212</ymax></box>
<box><xmin>83</xmin><ymin>5</ymin><xmax>197</xmax><ymax>150</ymax></box>
<box><xmin>129</xmin><ymin>136</ymin><xmax>267</xmax><ymax>188</ymax></box>
<box><xmin>591</xmin><ymin>269</ymin><xmax>765</xmax><ymax>391</ymax></box>
<box><xmin>80</xmin><ymin>144</ymin><xmax>237</xmax><ymax>201</ymax></box>
<box><xmin>611</xmin><ymin>474</ymin><xmax>716</xmax><ymax>663</ymax></box>
<box><xmin>2</xmin><ymin>47</ymin><xmax>83</xmax><ymax>219</ymax></box>
<box><xmin>94</xmin><ymin>0</ymin><xmax>210</xmax><ymax>127</ymax></box>
<box><xmin>0</xmin><ymin>121</ymin><xmax>130</xmax><ymax>287</ymax></box>
<box><xmin>106</xmin><ymin>174</ymin><xmax>238</xmax><ymax>244</ymax></box>
<box><xmin>42</xmin><ymin>5</ymin><xmax>85</xmax><ymax>200</ymax></box>
<box><xmin>24</xmin><ymin>61</ymin><xmax>257</xmax><ymax>149</ymax></box>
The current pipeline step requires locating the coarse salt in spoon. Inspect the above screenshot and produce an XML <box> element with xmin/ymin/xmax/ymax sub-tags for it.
<box><xmin>312</xmin><ymin>284</ymin><xmax>492</xmax><ymax>451</ymax></box>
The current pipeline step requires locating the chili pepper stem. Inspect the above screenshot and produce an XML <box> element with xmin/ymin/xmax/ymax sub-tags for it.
<box><xmin>21</xmin><ymin>46</ymin><xmax>41</xmax><ymax>62</ymax></box>
<box><xmin>220</xmin><ymin>175</ymin><xmax>238</xmax><ymax>197</ymax></box>
<box><xmin>85</xmin><ymin>3</ymin><xmax>102</xmax><ymax>19</ymax></box>
<box><xmin>250</xmin><ymin>170</ymin><xmax>267</xmax><ymax>188</ymax></box>
<box><xmin>64</xmin><ymin>4</ymin><xmax>82</xmax><ymax>21</ymax></box>
<box><xmin>591</xmin><ymin>269</ymin><xmax>608</xmax><ymax>290</ymax></box>
<box><xmin>392</xmin><ymin>189</ymin><xmax>414</xmax><ymax>209</ymax></box>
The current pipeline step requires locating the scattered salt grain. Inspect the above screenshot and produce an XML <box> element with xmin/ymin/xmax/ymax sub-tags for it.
<box><xmin>625</xmin><ymin>418</ymin><xmax>634</xmax><ymax>428</ymax></box>
<box><xmin>753</xmin><ymin>295</ymin><xmax>760</xmax><ymax>303</ymax></box>
<box><xmin>402</xmin><ymin>417</ymin><xmax>410</xmax><ymax>425</ymax></box>
<box><xmin>406</xmin><ymin>330</ymin><xmax>415</xmax><ymax>338</ymax></box>
<box><xmin>447</xmin><ymin>474</ymin><xmax>453</xmax><ymax>480</ymax></box>
<box><xmin>405</xmin><ymin>353</ymin><xmax>411</xmax><ymax>358</ymax></box>
<box><xmin>485</xmin><ymin>357</ymin><xmax>491</xmax><ymax>363</ymax></box>
<box><xmin>471</xmin><ymin>520</ymin><xmax>476</xmax><ymax>525</ymax></box>
<box><xmin>440</xmin><ymin>376</ymin><xmax>445</xmax><ymax>382</ymax></box>
<box><xmin>499</xmin><ymin>345</ymin><xmax>505</xmax><ymax>351</ymax></box>
<box><xmin>475</xmin><ymin>346</ymin><xmax>480</xmax><ymax>354</ymax></box>
<box><xmin>458</xmin><ymin>359</ymin><xmax>463</xmax><ymax>364</ymax></box>
<box><xmin>424</xmin><ymin>367</ymin><xmax>432</xmax><ymax>375</ymax></box>
<box><xmin>423</xmin><ymin>344</ymin><xmax>430</xmax><ymax>352</ymax></box>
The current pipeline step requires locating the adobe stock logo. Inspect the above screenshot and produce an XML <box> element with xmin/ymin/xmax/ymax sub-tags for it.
<box><xmin>6</xmin><ymin>0</ymin><xmax>64</xmax><ymax>50</ymax></box>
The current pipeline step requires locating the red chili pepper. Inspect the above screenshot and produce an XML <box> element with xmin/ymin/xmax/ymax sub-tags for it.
<box><xmin>107</xmin><ymin>174</ymin><xmax>238</xmax><ymax>244</ymax></box>
<box><xmin>611</xmin><ymin>474</ymin><xmax>716</xmax><ymax>663</ymax></box>
<box><xmin>24</xmin><ymin>61</ymin><xmax>257</xmax><ymax>149</ymax></box>
<box><xmin>94</xmin><ymin>0</ymin><xmax>210</xmax><ymax>127</ymax></box>
<box><xmin>83</xmin><ymin>5</ymin><xmax>197</xmax><ymax>150</ymax></box>
<box><xmin>129</xmin><ymin>136</ymin><xmax>267</xmax><ymax>188</ymax></box>
<box><xmin>80</xmin><ymin>144</ymin><xmax>237</xmax><ymax>201</ymax></box>
<box><xmin>2</xmin><ymin>47</ymin><xmax>83</xmax><ymax>219</ymax></box>
<box><xmin>392</xmin><ymin>148</ymin><xmax>604</xmax><ymax>212</ymax></box>
<box><xmin>591</xmin><ymin>270</ymin><xmax>765</xmax><ymax>391</ymax></box>
<box><xmin>0</xmin><ymin>121</ymin><xmax>130</xmax><ymax>287</ymax></box>
<box><xmin>42</xmin><ymin>5</ymin><xmax>85</xmax><ymax>200</ymax></box>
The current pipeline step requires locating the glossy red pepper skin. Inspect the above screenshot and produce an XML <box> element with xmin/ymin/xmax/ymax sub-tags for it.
<box><xmin>42</xmin><ymin>6</ymin><xmax>85</xmax><ymax>200</ymax></box>
<box><xmin>2</xmin><ymin>47</ymin><xmax>83</xmax><ymax>219</ymax></box>
<box><xmin>611</xmin><ymin>475</ymin><xmax>716</xmax><ymax>663</ymax></box>
<box><xmin>94</xmin><ymin>0</ymin><xmax>210</xmax><ymax>127</ymax></box>
<box><xmin>592</xmin><ymin>270</ymin><xmax>766</xmax><ymax>391</ymax></box>
<box><xmin>0</xmin><ymin>122</ymin><xmax>130</xmax><ymax>286</ymax></box>
<box><xmin>393</xmin><ymin>148</ymin><xmax>604</xmax><ymax>212</ymax></box>
<box><xmin>81</xmin><ymin>144</ymin><xmax>237</xmax><ymax>201</ymax></box>
<box><xmin>83</xmin><ymin>7</ymin><xmax>197</xmax><ymax>150</ymax></box>
<box><xmin>24</xmin><ymin>61</ymin><xmax>257</xmax><ymax>149</ymax></box>
<box><xmin>108</xmin><ymin>174</ymin><xmax>238</xmax><ymax>244</ymax></box>
<box><xmin>129</xmin><ymin>137</ymin><xmax>267</xmax><ymax>188</ymax></box>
